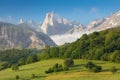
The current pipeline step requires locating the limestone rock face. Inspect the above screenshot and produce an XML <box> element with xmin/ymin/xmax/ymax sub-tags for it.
<box><xmin>0</xmin><ymin>22</ymin><xmax>56</xmax><ymax>50</ymax></box>
<box><xmin>41</xmin><ymin>12</ymin><xmax>74</xmax><ymax>35</ymax></box>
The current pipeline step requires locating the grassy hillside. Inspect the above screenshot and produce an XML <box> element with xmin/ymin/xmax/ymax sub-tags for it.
<box><xmin>39</xmin><ymin>27</ymin><xmax>120</xmax><ymax>63</ymax></box>
<box><xmin>0</xmin><ymin>59</ymin><xmax>120</xmax><ymax>80</ymax></box>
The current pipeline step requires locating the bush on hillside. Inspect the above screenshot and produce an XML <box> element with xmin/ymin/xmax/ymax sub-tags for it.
<box><xmin>64</xmin><ymin>58</ymin><xmax>74</xmax><ymax>67</ymax></box>
<box><xmin>45</xmin><ymin>63</ymin><xmax>69</xmax><ymax>74</ymax></box>
<box><xmin>11</xmin><ymin>64</ymin><xmax>19</xmax><ymax>71</ymax></box>
<box><xmin>110</xmin><ymin>66</ymin><xmax>117</xmax><ymax>74</ymax></box>
<box><xmin>85</xmin><ymin>61</ymin><xmax>102</xmax><ymax>72</ymax></box>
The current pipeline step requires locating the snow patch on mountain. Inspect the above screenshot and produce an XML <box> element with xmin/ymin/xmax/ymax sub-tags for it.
<box><xmin>19</xmin><ymin>18</ymin><xmax>25</xmax><ymax>24</ymax></box>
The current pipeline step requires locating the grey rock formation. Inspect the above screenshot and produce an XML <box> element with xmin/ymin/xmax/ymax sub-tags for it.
<box><xmin>41</xmin><ymin>12</ymin><xmax>74</xmax><ymax>35</ymax></box>
<box><xmin>0</xmin><ymin>22</ymin><xmax>56</xmax><ymax>50</ymax></box>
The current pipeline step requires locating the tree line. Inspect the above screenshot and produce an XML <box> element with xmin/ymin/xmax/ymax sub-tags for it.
<box><xmin>38</xmin><ymin>27</ymin><xmax>120</xmax><ymax>62</ymax></box>
<box><xmin>0</xmin><ymin>27</ymin><xmax>120</xmax><ymax>70</ymax></box>
<box><xmin>0</xmin><ymin>49</ymin><xmax>39</xmax><ymax>70</ymax></box>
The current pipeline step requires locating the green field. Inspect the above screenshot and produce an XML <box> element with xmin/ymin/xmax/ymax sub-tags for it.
<box><xmin>0</xmin><ymin>59</ymin><xmax>120</xmax><ymax>80</ymax></box>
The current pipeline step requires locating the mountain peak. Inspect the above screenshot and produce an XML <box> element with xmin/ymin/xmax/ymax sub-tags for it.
<box><xmin>45</xmin><ymin>12</ymin><xmax>55</xmax><ymax>26</ymax></box>
<box><xmin>19</xmin><ymin>18</ymin><xmax>25</xmax><ymax>24</ymax></box>
<box><xmin>41</xmin><ymin>11</ymin><xmax>74</xmax><ymax>35</ymax></box>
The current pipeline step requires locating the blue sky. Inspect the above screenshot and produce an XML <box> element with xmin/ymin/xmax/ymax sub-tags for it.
<box><xmin>0</xmin><ymin>0</ymin><xmax>120</xmax><ymax>25</ymax></box>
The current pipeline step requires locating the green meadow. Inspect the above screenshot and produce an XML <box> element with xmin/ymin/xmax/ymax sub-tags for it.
<box><xmin>0</xmin><ymin>59</ymin><xmax>120</xmax><ymax>80</ymax></box>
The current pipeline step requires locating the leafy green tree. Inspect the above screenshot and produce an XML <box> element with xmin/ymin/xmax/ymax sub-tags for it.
<box><xmin>50</xmin><ymin>47</ymin><xmax>59</xmax><ymax>58</ymax></box>
<box><xmin>18</xmin><ymin>58</ymin><xmax>25</xmax><ymax>66</ymax></box>
<box><xmin>64</xmin><ymin>58</ymin><xmax>74</xmax><ymax>67</ymax></box>
<box><xmin>15</xmin><ymin>75</ymin><xmax>19</xmax><ymax>80</ymax></box>
<box><xmin>26</xmin><ymin>54</ymin><xmax>38</xmax><ymax>64</ymax></box>
<box><xmin>92</xmin><ymin>66</ymin><xmax>102</xmax><ymax>72</ymax></box>
<box><xmin>110</xmin><ymin>50</ymin><xmax>120</xmax><ymax>62</ymax></box>
<box><xmin>85</xmin><ymin>62</ymin><xmax>95</xmax><ymax>70</ymax></box>
<box><xmin>85</xmin><ymin>62</ymin><xmax>102</xmax><ymax>72</ymax></box>
<box><xmin>12</xmin><ymin>64</ymin><xmax>19</xmax><ymax>71</ymax></box>
<box><xmin>0</xmin><ymin>62</ymin><xmax>9</xmax><ymax>70</ymax></box>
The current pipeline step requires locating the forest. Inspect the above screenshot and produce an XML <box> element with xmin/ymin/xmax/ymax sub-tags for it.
<box><xmin>0</xmin><ymin>27</ymin><xmax>120</xmax><ymax>70</ymax></box>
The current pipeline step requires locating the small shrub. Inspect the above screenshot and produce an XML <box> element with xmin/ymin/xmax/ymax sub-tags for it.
<box><xmin>63</xmin><ymin>66</ymin><xmax>69</xmax><ymax>71</ymax></box>
<box><xmin>45</xmin><ymin>68</ymin><xmax>54</xmax><ymax>74</ymax></box>
<box><xmin>58</xmin><ymin>64</ymin><xmax>62</xmax><ymax>68</ymax></box>
<box><xmin>110</xmin><ymin>66</ymin><xmax>117</xmax><ymax>74</ymax></box>
<box><xmin>45</xmin><ymin>63</ymin><xmax>66</xmax><ymax>74</ymax></box>
<box><xmin>85</xmin><ymin>62</ymin><xmax>95</xmax><ymax>70</ymax></box>
<box><xmin>85</xmin><ymin>61</ymin><xmax>102</xmax><ymax>72</ymax></box>
<box><xmin>31</xmin><ymin>74</ymin><xmax>36</xmax><ymax>79</ymax></box>
<box><xmin>12</xmin><ymin>64</ymin><xmax>19</xmax><ymax>71</ymax></box>
<box><xmin>15</xmin><ymin>75</ymin><xmax>19</xmax><ymax>80</ymax></box>
<box><xmin>54</xmin><ymin>68</ymin><xmax>59</xmax><ymax>72</ymax></box>
<box><xmin>64</xmin><ymin>58</ymin><xmax>74</xmax><ymax>67</ymax></box>
<box><xmin>53</xmin><ymin>63</ymin><xmax>59</xmax><ymax>68</ymax></box>
<box><xmin>92</xmin><ymin>66</ymin><xmax>102</xmax><ymax>72</ymax></box>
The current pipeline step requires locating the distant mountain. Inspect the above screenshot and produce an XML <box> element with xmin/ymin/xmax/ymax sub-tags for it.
<box><xmin>50</xmin><ymin>27</ymin><xmax>120</xmax><ymax>61</ymax></box>
<box><xmin>87</xmin><ymin>18</ymin><xmax>105</xmax><ymax>31</ymax></box>
<box><xmin>67</xmin><ymin>24</ymin><xmax>86</xmax><ymax>34</ymax></box>
<box><xmin>50</xmin><ymin>10</ymin><xmax>120</xmax><ymax>45</ymax></box>
<box><xmin>89</xmin><ymin>10</ymin><xmax>120</xmax><ymax>32</ymax></box>
<box><xmin>13</xmin><ymin>10</ymin><xmax>120</xmax><ymax>45</ymax></box>
<box><xmin>41</xmin><ymin>12</ymin><xmax>75</xmax><ymax>35</ymax></box>
<box><xmin>18</xmin><ymin>19</ymin><xmax>40</xmax><ymax>29</ymax></box>
<box><xmin>19</xmin><ymin>18</ymin><xmax>25</xmax><ymax>24</ymax></box>
<box><xmin>0</xmin><ymin>22</ymin><xmax>56</xmax><ymax>50</ymax></box>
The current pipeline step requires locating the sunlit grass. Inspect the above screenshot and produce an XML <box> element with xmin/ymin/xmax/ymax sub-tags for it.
<box><xmin>0</xmin><ymin>59</ymin><xmax>120</xmax><ymax>80</ymax></box>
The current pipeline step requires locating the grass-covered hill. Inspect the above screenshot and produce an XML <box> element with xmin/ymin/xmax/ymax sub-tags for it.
<box><xmin>39</xmin><ymin>27</ymin><xmax>120</xmax><ymax>63</ymax></box>
<box><xmin>61</xmin><ymin>27</ymin><xmax>120</xmax><ymax>60</ymax></box>
<box><xmin>0</xmin><ymin>27</ymin><xmax>120</xmax><ymax>80</ymax></box>
<box><xmin>0</xmin><ymin>59</ymin><xmax>120</xmax><ymax>80</ymax></box>
<box><xmin>0</xmin><ymin>27</ymin><xmax>120</xmax><ymax>71</ymax></box>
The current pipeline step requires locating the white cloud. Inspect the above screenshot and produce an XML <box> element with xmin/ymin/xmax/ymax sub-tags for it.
<box><xmin>50</xmin><ymin>31</ymin><xmax>90</xmax><ymax>45</ymax></box>
<box><xmin>0</xmin><ymin>16</ymin><xmax>14</xmax><ymax>23</ymax></box>
<box><xmin>91</xmin><ymin>7</ymin><xmax>99</xmax><ymax>13</ymax></box>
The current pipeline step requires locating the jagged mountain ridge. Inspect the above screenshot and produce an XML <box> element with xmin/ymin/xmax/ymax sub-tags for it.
<box><xmin>3</xmin><ymin>10</ymin><xmax>120</xmax><ymax>46</ymax></box>
<box><xmin>92</xmin><ymin>10</ymin><xmax>120</xmax><ymax>31</ymax></box>
<box><xmin>0</xmin><ymin>22</ymin><xmax>56</xmax><ymax>50</ymax></box>
<box><xmin>41</xmin><ymin>12</ymin><xmax>85</xmax><ymax>35</ymax></box>
<box><xmin>48</xmin><ymin>10</ymin><xmax>120</xmax><ymax>45</ymax></box>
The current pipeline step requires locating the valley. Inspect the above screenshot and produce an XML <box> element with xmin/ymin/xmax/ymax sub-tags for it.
<box><xmin>0</xmin><ymin>0</ymin><xmax>120</xmax><ymax>80</ymax></box>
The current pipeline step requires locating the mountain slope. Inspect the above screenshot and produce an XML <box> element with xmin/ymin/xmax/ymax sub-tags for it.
<box><xmin>51</xmin><ymin>10</ymin><xmax>120</xmax><ymax>45</ymax></box>
<box><xmin>43</xmin><ymin>27</ymin><xmax>120</xmax><ymax>61</ymax></box>
<box><xmin>87</xmin><ymin>18</ymin><xmax>105</xmax><ymax>31</ymax></box>
<box><xmin>91</xmin><ymin>10</ymin><xmax>120</xmax><ymax>31</ymax></box>
<box><xmin>0</xmin><ymin>22</ymin><xmax>56</xmax><ymax>50</ymax></box>
<box><xmin>67</xmin><ymin>24</ymin><xmax>86</xmax><ymax>34</ymax></box>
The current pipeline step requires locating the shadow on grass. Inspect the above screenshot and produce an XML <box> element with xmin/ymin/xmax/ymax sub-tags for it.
<box><xmin>34</xmin><ymin>75</ymin><xmax>47</xmax><ymax>78</ymax></box>
<box><xmin>102</xmin><ymin>69</ymin><xmax>110</xmax><ymax>72</ymax></box>
<box><xmin>19</xmin><ymin>67</ymin><xmax>36</xmax><ymax>71</ymax></box>
<box><xmin>69</xmin><ymin>64</ymin><xmax>85</xmax><ymax>71</ymax></box>
<box><xmin>102</xmin><ymin>68</ymin><xmax>120</xmax><ymax>73</ymax></box>
<box><xmin>94</xmin><ymin>62</ymin><xmax>106</xmax><ymax>65</ymax></box>
<box><xmin>73</xmin><ymin>64</ymin><xmax>85</xmax><ymax>67</ymax></box>
<box><xmin>7</xmin><ymin>76</ymin><xmax>47</xmax><ymax>80</ymax></box>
